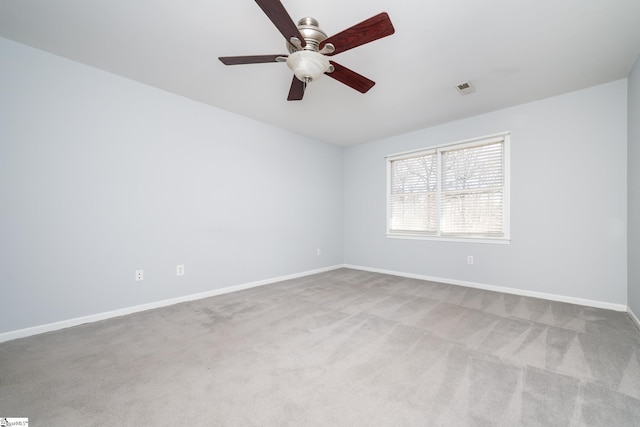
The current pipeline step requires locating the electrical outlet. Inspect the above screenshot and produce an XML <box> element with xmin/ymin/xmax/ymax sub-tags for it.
<box><xmin>467</xmin><ymin>256</ymin><xmax>474</xmax><ymax>265</ymax></box>
<box><xmin>177</xmin><ymin>264</ymin><xmax>184</xmax><ymax>276</ymax></box>
<box><xmin>316</xmin><ymin>248</ymin><xmax>321</xmax><ymax>256</ymax></box>
<box><xmin>135</xmin><ymin>269</ymin><xmax>144</xmax><ymax>281</ymax></box>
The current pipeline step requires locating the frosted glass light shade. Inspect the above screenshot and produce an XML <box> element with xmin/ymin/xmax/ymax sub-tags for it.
<box><xmin>286</xmin><ymin>50</ymin><xmax>330</xmax><ymax>82</ymax></box>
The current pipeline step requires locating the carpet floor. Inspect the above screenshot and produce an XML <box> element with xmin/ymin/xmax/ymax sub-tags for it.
<box><xmin>1</xmin><ymin>268</ymin><xmax>640</xmax><ymax>426</ymax></box>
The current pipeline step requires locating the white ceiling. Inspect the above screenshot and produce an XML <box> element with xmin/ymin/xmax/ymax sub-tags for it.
<box><xmin>1</xmin><ymin>0</ymin><xmax>639</xmax><ymax>146</ymax></box>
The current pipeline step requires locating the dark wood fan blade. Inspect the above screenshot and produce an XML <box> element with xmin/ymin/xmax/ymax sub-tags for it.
<box><xmin>325</xmin><ymin>61</ymin><xmax>375</xmax><ymax>93</ymax></box>
<box><xmin>219</xmin><ymin>55</ymin><xmax>286</xmax><ymax>65</ymax></box>
<box><xmin>320</xmin><ymin>12</ymin><xmax>394</xmax><ymax>56</ymax></box>
<box><xmin>255</xmin><ymin>0</ymin><xmax>306</xmax><ymax>47</ymax></box>
<box><xmin>287</xmin><ymin>76</ymin><xmax>305</xmax><ymax>101</ymax></box>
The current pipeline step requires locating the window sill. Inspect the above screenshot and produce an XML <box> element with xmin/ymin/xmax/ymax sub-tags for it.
<box><xmin>386</xmin><ymin>233</ymin><xmax>511</xmax><ymax>244</ymax></box>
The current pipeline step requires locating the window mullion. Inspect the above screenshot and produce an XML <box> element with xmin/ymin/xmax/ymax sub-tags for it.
<box><xmin>435</xmin><ymin>148</ymin><xmax>442</xmax><ymax>237</ymax></box>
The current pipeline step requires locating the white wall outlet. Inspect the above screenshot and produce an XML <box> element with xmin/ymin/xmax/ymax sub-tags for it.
<box><xmin>135</xmin><ymin>269</ymin><xmax>144</xmax><ymax>281</ymax></box>
<box><xmin>316</xmin><ymin>248</ymin><xmax>321</xmax><ymax>256</ymax></box>
<box><xmin>177</xmin><ymin>264</ymin><xmax>185</xmax><ymax>276</ymax></box>
<box><xmin>467</xmin><ymin>256</ymin><xmax>474</xmax><ymax>265</ymax></box>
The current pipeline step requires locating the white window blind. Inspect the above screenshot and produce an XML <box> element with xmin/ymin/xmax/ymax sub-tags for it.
<box><xmin>389</xmin><ymin>151</ymin><xmax>437</xmax><ymax>233</ymax></box>
<box><xmin>387</xmin><ymin>134</ymin><xmax>509</xmax><ymax>242</ymax></box>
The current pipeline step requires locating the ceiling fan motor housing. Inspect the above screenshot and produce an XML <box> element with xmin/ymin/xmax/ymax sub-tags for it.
<box><xmin>287</xmin><ymin>17</ymin><xmax>327</xmax><ymax>53</ymax></box>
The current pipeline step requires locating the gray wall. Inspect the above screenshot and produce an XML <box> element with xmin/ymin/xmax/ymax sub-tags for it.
<box><xmin>1</xmin><ymin>36</ymin><xmax>635</xmax><ymax>336</ymax></box>
<box><xmin>0</xmin><ymin>38</ymin><xmax>344</xmax><ymax>333</ymax></box>
<box><xmin>629</xmin><ymin>55</ymin><xmax>640</xmax><ymax>317</ymax></box>
<box><xmin>344</xmin><ymin>80</ymin><xmax>628</xmax><ymax>305</ymax></box>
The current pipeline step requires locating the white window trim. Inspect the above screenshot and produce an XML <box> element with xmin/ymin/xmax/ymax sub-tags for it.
<box><xmin>386</xmin><ymin>132</ymin><xmax>511</xmax><ymax>244</ymax></box>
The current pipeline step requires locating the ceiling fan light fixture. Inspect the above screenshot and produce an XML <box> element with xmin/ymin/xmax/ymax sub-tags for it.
<box><xmin>286</xmin><ymin>50</ymin><xmax>330</xmax><ymax>82</ymax></box>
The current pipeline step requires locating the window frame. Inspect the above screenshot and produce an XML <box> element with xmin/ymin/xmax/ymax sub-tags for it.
<box><xmin>386</xmin><ymin>132</ymin><xmax>511</xmax><ymax>244</ymax></box>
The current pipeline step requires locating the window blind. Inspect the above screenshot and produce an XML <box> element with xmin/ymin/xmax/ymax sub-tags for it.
<box><xmin>389</xmin><ymin>152</ymin><xmax>437</xmax><ymax>233</ymax></box>
<box><xmin>440</xmin><ymin>140</ymin><xmax>504</xmax><ymax>236</ymax></box>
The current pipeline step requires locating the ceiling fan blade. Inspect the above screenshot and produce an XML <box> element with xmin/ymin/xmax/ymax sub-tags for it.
<box><xmin>255</xmin><ymin>0</ymin><xmax>306</xmax><ymax>47</ymax></box>
<box><xmin>325</xmin><ymin>61</ymin><xmax>375</xmax><ymax>93</ymax></box>
<box><xmin>287</xmin><ymin>76</ymin><xmax>306</xmax><ymax>101</ymax></box>
<box><xmin>219</xmin><ymin>55</ymin><xmax>286</xmax><ymax>65</ymax></box>
<box><xmin>320</xmin><ymin>12</ymin><xmax>395</xmax><ymax>56</ymax></box>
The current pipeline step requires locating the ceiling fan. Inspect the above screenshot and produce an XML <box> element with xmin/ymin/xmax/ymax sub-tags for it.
<box><xmin>218</xmin><ymin>0</ymin><xmax>395</xmax><ymax>101</ymax></box>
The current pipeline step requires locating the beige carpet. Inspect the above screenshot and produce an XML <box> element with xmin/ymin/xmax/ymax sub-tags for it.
<box><xmin>1</xmin><ymin>268</ymin><xmax>640</xmax><ymax>426</ymax></box>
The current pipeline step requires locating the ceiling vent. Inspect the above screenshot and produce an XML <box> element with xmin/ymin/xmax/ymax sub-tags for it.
<box><xmin>455</xmin><ymin>81</ymin><xmax>475</xmax><ymax>95</ymax></box>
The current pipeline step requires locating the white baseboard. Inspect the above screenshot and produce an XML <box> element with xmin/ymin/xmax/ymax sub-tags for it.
<box><xmin>0</xmin><ymin>264</ymin><xmax>343</xmax><ymax>343</ymax></box>
<box><xmin>344</xmin><ymin>264</ymin><xmax>628</xmax><ymax>312</ymax></box>
<box><xmin>2</xmin><ymin>264</ymin><xmax>630</xmax><ymax>343</ymax></box>
<box><xmin>628</xmin><ymin>307</ymin><xmax>640</xmax><ymax>331</ymax></box>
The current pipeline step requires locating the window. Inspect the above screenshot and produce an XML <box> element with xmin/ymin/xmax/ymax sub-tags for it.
<box><xmin>387</xmin><ymin>133</ymin><xmax>509</xmax><ymax>243</ymax></box>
